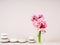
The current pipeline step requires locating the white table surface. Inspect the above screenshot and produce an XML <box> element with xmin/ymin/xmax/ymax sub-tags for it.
<box><xmin>0</xmin><ymin>42</ymin><xmax>60</xmax><ymax>45</ymax></box>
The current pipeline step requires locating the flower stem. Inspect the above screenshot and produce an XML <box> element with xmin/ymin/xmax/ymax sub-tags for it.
<box><xmin>38</xmin><ymin>31</ymin><xmax>41</xmax><ymax>43</ymax></box>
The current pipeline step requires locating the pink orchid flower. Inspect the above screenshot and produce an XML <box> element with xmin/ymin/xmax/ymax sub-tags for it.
<box><xmin>31</xmin><ymin>15</ymin><xmax>38</xmax><ymax>22</ymax></box>
<box><xmin>37</xmin><ymin>21</ymin><xmax>47</xmax><ymax>29</ymax></box>
<box><xmin>37</xmin><ymin>14</ymin><xmax>45</xmax><ymax>22</ymax></box>
<box><xmin>31</xmin><ymin>14</ymin><xmax>47</xmax><ymax>31</ymax></box>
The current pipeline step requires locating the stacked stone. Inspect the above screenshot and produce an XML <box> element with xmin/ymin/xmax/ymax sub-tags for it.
<box><xmin>1</xmin><ymin>33</ymin><xmax>9</xmax><ymax>43</ymax></box>
<box><xmin>28</xmin><ymin>36</ymin><xmax>36</xmax><ymax>43</ymax></box>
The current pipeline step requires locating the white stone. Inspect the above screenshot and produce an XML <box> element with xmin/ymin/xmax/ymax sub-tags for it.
<box><xmin>18</xmin><ymin>39</ymin><xmax>27</xmax><ymax>43</ymax></box>
<box><xmin>28</xmin><ymin>36</ymin><xmax>36</xmax><ymax>43</ymax></box>
<box><xmin>10</xmin><ymin>38</ymin><xmax>18</xmax><ymax>43</ymax></box>
<box><xmin>28</xmin><ymin>36</ymin><xmax>35</xmax><ymax>40</ymax></box>
<box><xmin>28</xmin><ymin>40</ymin><xmax>36</xmax><ymax>43</ymax></box>
<box><xmin>1</xmin><ymin>33</ymin><xmax>7</xmax><ymax>36</ymax></box>
<box><xmin>1</xmin><ymin>39</ymin><xmax>9</xmax><ymax>43</ymax></box>
<box><xmin>1</xmin><ymin>36</ymin><xmax>8</xmax><ymax>39</ymax></box>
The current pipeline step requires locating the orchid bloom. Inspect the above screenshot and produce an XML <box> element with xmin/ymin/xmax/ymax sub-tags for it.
<box><xmin>31</xmin><ymin>14</ymin><xmax>47</xmax><ymax>31</ymax></box>
<box><xmin>31</xmin><ymin>15</ymin><xmax>38</xmax><ymax>22</ymax></box>
<box><xmin>37</xmin><ymin>21</ymin><xmax>47</xmax><ymax>29</ymax></box>
<box><xmin>37</xmin><ymin>14</ymin><xmax>45</xmax><ymax>22</ymax></box>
